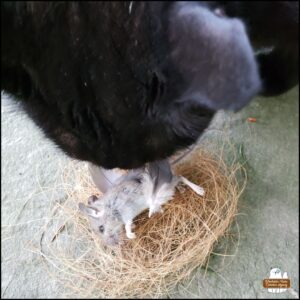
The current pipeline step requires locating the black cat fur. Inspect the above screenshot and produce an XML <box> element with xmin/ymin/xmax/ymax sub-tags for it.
<box><xmin>1</xmin><ymin>2</ymin><xmax>298</xmax><ymax>169</ymax></box>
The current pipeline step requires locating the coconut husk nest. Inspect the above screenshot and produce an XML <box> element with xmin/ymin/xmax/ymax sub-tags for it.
<box><xmin>34</xmin><ymin>145</ymin><xmax>246</xmax><ymax>298</ymax></box>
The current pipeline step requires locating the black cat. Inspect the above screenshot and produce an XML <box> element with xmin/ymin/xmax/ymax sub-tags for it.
<box><xmin>1</xmin><ymin>2</ymin><xmax>298</xmax><ymax>169</ymax></box>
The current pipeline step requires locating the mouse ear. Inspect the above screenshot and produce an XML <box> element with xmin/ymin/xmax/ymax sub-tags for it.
<box><xmin>88</xmin><ymin>163</ymin><xmax>124</xmax><ymax>193</ymax></box>
<box><xmin>78</xmin><ymin>203</ymin><xmax>101</xmax><ymax>218</ymax></box>
<box><xmin>168</xmin><ymin>3</ymin><xmax>261</xmax><ymax>111</ymax></box>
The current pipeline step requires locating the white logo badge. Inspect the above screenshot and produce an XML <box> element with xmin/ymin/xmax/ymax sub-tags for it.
<box><xmin>267</xmin><ymin>268</ymin><xmax>288</xmax><ymax>293</ymax></box>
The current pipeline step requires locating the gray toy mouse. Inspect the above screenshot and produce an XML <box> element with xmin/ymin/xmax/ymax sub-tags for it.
<box><xmin>79</xmin><ymin>160</ymin><xmax>204</xmax><ymax>246</ymax></box>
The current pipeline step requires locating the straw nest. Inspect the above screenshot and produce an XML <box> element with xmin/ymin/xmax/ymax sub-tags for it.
<box><xmin>37</xmin><ymin>146</ymin><xmax>245</xmax><ymax>298</ymax></box>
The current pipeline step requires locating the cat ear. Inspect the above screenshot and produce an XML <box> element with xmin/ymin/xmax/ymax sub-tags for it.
<box><xmin>168</xmin><ymin>2</ymin><xmax>261</xmax><ymax>111</ymax></box>
<box><xmin>79</xmin><ymin>203</ymin><xmax>101</xmax><ymax>218</ymax></box>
